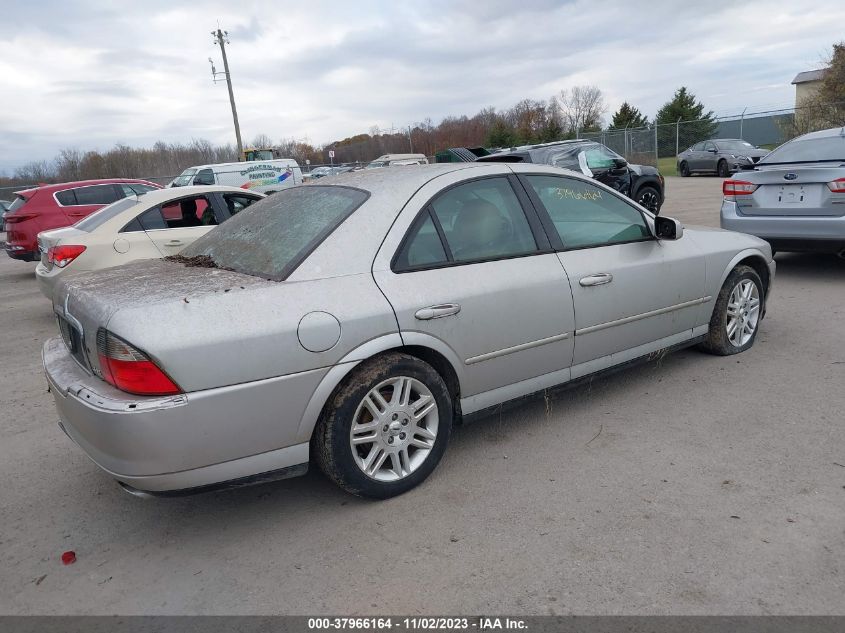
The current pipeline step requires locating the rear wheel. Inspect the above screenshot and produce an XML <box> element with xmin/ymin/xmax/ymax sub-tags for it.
<box><xmin>679</xmin><ymin>161</ymin><xmax>690</xmax><ymax>177</ymax></box>
<box><xmin>699</xmin><ymin>265</ymin><xmax>763</xmax><ymax>356</ymax></box>
<box><xmin>717</xmin><ymin>159</ymin><xmax>729</xmax><ymax>178</ymax></box>
<box><xmin>313</xmin><ymin>352</ymin><xmax>453</xmax><ymax>498</ymax></box>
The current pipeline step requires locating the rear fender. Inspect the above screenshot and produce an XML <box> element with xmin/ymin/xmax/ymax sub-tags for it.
<box><xmin>294</xmin><ymin>331</ymin><xmax>467</xmax><ymax>443</ymax></box>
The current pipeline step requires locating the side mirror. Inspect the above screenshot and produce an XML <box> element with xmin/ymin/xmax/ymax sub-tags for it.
<box><xmin>708</xmin><ymin>148</ymin><xmax>718</xmax><ymax>153</ymax></box>
<box><xmin>654</xmin><ymin>216</ymin><xmax>684</xmax><ymax>240</ymax></box>
<box><xmin>612</xmin><ymin>157</ymin><xmax>628</xmax><ymax>169</ymax></box>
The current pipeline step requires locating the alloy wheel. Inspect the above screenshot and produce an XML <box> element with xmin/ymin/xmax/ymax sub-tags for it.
<box><xmin>726</xmin><ymin>279</ymin><xmax>760</xmax><ymax>347</ymax></box>
<box><xmin>349</xmin><ymin>376</ymin><xmax>439</xmax><ymax>482</ymax></box>
<box><xmin>638</xmin><ymin>189</ymin><xmax>660</xmax><ymax>212</ymax></box>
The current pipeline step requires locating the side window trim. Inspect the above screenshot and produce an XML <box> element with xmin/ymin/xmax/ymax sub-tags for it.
<box><xmin>514</xmin><ymin>174</ymin><xmax>565</xmax><ymax>251</ymax></box>
<box><xmin>390</xmin><ymin>174</ymin><xmax>552</xmax><ymax>273</ymax></box>
<box><xmin>515</xmin><ymin>173</ymin><xmax>655</xmax><ymax>252</ymax></box>
<box><xmin>427</xmin><ymin>206</ymin><xmax>453</xmax><ymax>261</ymax></box>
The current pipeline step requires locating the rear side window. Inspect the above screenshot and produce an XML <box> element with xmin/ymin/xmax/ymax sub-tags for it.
<box><xmin>73</xmin><ymin>185</ymin><xmax>120</xmax><ymax>205</ymax></box>
<box><xmin>223</xmin><ymin>194</ymin><xmax>261</xmax><ymax>216</ymax></box>
<box><xmin>393</xmin><ymin>213</ymin><xmax>448</xmax><ymax>270</ymax></box>
<box><xmin>178</xmin><ymin>185</ymin><xmax>369</xmax><ymax>280</ymax></box>
<box><xmin>55</xmin><ymin>190</ymin><xmax>77</xmax><ymax>206</ymax></box>
<box><xmin>394</xmin><ymin>177</ymin><xmax>538</xmax><ymax>271</ymax></box>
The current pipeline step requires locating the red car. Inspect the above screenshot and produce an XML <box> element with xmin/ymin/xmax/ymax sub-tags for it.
<box><xmin>4</xmin><ymin>179</ymin><xmax>161</xmax><ymax>261</ymax></box>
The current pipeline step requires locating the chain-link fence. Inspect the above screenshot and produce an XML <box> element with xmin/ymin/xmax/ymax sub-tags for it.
<box><xmin>577</xmin><ymin>102</ymin><xmax>844</xmax><ymax>171</ymax></box>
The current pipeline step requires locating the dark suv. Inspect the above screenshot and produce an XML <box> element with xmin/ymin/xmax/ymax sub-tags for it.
<box><xmin>477</xmin><ymin>140</ymin><xmax>665</xmax><ymax>213</ymax></box>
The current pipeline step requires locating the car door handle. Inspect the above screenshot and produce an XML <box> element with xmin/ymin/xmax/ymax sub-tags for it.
<box><xmin>165</xmin><ymin>240</ymin><xmax>184</xmax><ymax>247</ymax></box>
<box><xmin>579</xmin><ymin>273</ymin><xmax>613</xmax><ymax>287</ymax></box>
<box><xmin>415</xmin><ymin>303</ymin><xmax>461</xmax><ymax>320</ymax></box>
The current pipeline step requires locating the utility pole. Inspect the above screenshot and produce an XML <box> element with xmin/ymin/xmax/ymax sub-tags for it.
<box><xmin>210</xmin><ymin>27</ymin><xmax>243</xmax><ymax>159</ymax></box>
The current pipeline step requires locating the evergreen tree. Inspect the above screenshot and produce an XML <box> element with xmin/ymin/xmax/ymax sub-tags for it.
<box><xmin>655</xmin><ymin>87</ymin><xmax>718</xmax><ymax>157</ymax></box>
<box><xmin>486</xmin><ymin>117</ymin><xmax>517</xmax><ymax>148</ymax></box>
<box><xmin>608</xmin><ymin>102</ymin><xmax>648</xmax><ymax>130</ymax></box>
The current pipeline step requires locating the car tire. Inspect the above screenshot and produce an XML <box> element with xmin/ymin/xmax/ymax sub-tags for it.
<box><xmin>698</xmin><ymin>265</ymin><xmax>764</xmax><ymax>356</ymax></box>
<box><xmin>635</xmin><ymin>185</ymin><xmax>662</xmax><ymax>214</ymax></box>
<box><xmin>679</xmin><ymin>161</ymin><xmax>690</xmax><ymax>177</ymax></box>
<box><xmin>312</xmin><ymin>352</ymin><xmax>453</xmax><ymax>499</ymax></box>
<box><xmin>717</xmin><ymin>159</ymin><xmax>729</xmax><ymax>178</ymax></box>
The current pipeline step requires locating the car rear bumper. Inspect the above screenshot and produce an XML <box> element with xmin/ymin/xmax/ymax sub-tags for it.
<box><xmin>721</xmin><ymin>200</ymin><xmax>845</xmax><ymax>251</ymax></box>
<box><xmin>4</xmin><ymin>242</ymin><xmax>38</xmax><ymax>261</ymax></box>
<box><xmin>43</xmin><ymin>336</ymin><xmax>315</xmax><ymax>494</ymax></box>
<box><xmin>35</xmin><ymin>262</ymin><xmax>64</xmax><ymax>299</ymax></box>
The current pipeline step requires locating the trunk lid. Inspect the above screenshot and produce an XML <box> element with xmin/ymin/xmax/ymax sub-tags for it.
<box><xmin>54</xmin><ymin>258</ymin><xmax>271</xmax><ymax>379</ymax></box>
<box><xmin>735</xmin><ymin>165</ymin><xmax>845</xmax><ymax>217</ymax></box>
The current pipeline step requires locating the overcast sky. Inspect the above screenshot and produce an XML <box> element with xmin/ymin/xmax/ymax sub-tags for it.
<box><xmin>0</xmin><ymin>0</ymin><xmax>840</xmax><ymax>173</ymax></box>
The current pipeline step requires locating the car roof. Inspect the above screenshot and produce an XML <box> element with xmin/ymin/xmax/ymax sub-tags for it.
<box><xmin>794</xmin><ymin>126</ymin><xmax>845</xmax><ymax>141</ymax></box>
<box><xmin>15</xmin><ymin>178</ymin><xmax>157</xmax><ymax>196</ymax></box>
<box><xmin>318</xmin><ymin>162</ymin><xmax>486</xmax><ymax>193</ymax></box>
<box><xmin>147</xmin><ymin>185</ymin><xmax>262</xmax><ymax>203</ymax></box>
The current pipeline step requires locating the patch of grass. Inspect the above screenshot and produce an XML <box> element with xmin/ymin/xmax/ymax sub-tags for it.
<box><xmin>657</xmin><ymin>156</ymin><xmax>678</xmax><ymax>176</ymax></box>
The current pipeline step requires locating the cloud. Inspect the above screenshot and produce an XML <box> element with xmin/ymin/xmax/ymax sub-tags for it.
<box><xmin>0</xmin><ymin>0</ymin><xmax>841</xmax><ymax>173</ymax></box>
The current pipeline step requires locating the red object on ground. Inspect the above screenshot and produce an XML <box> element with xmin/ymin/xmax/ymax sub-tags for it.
<box><xmin>61</xmin><ymin>551</ymin><xmax>76</xmax><ymax>565</ymax></box>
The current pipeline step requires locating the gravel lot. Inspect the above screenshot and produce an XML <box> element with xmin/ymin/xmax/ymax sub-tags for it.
<box><xmin>1</xmin><ymin>176</ymin><xmax>843</xmax><ymax>615</ymax></box>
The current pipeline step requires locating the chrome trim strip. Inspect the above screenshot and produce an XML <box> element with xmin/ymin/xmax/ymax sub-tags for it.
<box><xmin>575</xmin><ymin>296</ymin><xmax>712</xmax><ymax>336</ymax></box>
<box><xmin>465</xmin><ymin>332</ymin><xmax>570</xmax><ymax>365</ymax></box>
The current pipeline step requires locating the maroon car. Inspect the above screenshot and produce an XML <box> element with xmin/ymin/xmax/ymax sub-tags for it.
<box><xmin>4</xmin><ymin>179</ymin><xmax>161</xmax><ymax>261</ymax></box>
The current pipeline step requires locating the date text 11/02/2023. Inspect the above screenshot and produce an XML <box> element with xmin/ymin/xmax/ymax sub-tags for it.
<box><xmin>307</xmin><ymin>616</ymin><xmax>528</xmax><ymax>630</ymax></box>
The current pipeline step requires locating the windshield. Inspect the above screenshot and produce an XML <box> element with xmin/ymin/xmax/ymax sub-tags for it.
<box><xmin>178</xmin><ymin>185</ymin><xmax>369</xmax><ymax>280</ymax></box>
<box><xmin>74</xmin><ymin>197</ymin><xmax>139</xmax><ymax>232</ymax></box>
<box><xmin>716</xmin><ymin>140</ymin><xmax>755</xmax><ymax>151</ymax></box>
<box><xmin>171</xmin><ymin>168</ymin><xmax>197</xmax><ymax>187</ymax></box>
<box><xmin>545</xmin><ymin>143</ymin><xmax>623</xmax><ymax>170</ymax></box>
<box><xmin>760</xmin><ymin>134</ymin><xmax>845</xmax><ymax>164</ymax></box>
<box><xmin>366</xmin><ymin>161</ymin><xmax>387</xmax><ymax>169</ymax></box>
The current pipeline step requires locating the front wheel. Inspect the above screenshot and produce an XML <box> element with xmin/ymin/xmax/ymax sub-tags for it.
<box><xmin>699</xmin><ymin>265</ymin><xmax>763</xmax><ymax>356</ymax></box>
<box><xmin>679</xmin><ymin>161</ymin><xmax>690</xmax><ymax>177</ymax></box>
<box><xmin>635</xmin><ymin>185</ymin><xmax>662</xmax><ymax>214</ymax></box>
<box><xmin>313</xmin><ymin>352</ymin><xmax>453</xmax><ymax>498</ymax></box>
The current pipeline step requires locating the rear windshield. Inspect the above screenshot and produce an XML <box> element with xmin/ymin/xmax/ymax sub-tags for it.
<box><xmin>74</xmin><ymin>197</ymin><xmax>139</xmax><ymax>232</ymax></box>
<box><xmin>178</xmin><ymin>185</ymin><xmax>369</xmax><ymax>280</ymax></box>
<box><xmin>171</xmin><ymin>169</ymin><xmax>197</xmax><ymax>187</ymax></box>
<box><xmin>760</xmin><ymin>134</ymin><xmax>845</xmax><ymax>164</ymax></box>
<box><xmin>7</xmin><ymin>194</ymin><xmax>29</xmax><ymax>213</ymax></box>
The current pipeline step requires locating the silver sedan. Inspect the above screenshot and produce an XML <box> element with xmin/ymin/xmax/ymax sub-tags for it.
<box><xmin>721</xmin><ymin>127</ymin><xmax>845</xmax><ymax>255</ymax></box>
<box><xmin>43</xmin><ymin>163</ymin><xmax>775</xmax><ymax>498</ymax></box>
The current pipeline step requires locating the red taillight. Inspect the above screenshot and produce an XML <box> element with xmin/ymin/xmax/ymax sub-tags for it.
<box><xmin>3</xmin><ymin>212</ymin><xmax>36</xmax><ymax>223</ymax></box>
<box><xmin>723</xmin><ymin>179</ymin><xmax>758</xmax><ymax>197</ymax></box>
<box><xmin>827</xmin><ymin>177</ymin><xmax>845</xmax><ymax>193</ymax></box>
<box><xmin>96</xmin><ymin>329</ymin><xmax>181</xmax><ymax>396</ymax></box>
<box><xmin>48</xmin><ymin>245</ymin><xmax>86</xmax><ymax>268</ymax></box>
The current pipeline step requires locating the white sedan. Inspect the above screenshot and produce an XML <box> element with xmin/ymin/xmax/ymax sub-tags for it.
<box><xmin>36</xmin><ymin>185</ymin><xmax>264</xmax><ymax>300</ymax></box>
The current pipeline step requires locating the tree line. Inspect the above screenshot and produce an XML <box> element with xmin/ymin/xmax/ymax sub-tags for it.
<box><xmin>0</xmin><ymin>83</ymin><xmax>755</xmax><ymax>190</ymax></box>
